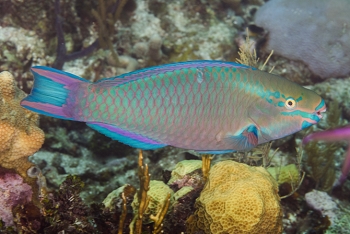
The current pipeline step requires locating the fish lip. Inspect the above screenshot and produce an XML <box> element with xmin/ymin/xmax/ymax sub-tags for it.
<box><xmin>315</xmin><ymin>105</ymin><xmax>327</xmax><ymax>119</ymax></box>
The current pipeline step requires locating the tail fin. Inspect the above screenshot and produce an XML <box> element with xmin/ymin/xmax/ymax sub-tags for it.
<box><xmin>21</xmin><ymin>66</ymin><xmax>90</xmax><ymax>120</ymax></box>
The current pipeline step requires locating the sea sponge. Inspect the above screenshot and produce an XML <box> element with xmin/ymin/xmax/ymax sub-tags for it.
<box><xmin>0</xmin><ymin>172</ymin><xmax>33</xmax><ymax>227</ymax></box>
<box><xmin>267</xmin><ymin>164</ymin><xmax>300</xmax><ymax>186</ymax></box>
<box><xmin>103</xmin><ymin>184</ymin><xmax>136</xmax><ymax>210</ymax></box>
<box><xmin>131</xmin><ymin>180</ymin><xmax>174</xmax><ymax>224</ymax></box>
<box><xmin>186</xmin><ymin>160</ymin><xmax>282</xmax><ymax>234</ymax></box>
<box><xmin>255</xmin><ymin>0</ymin><xmax>350</xmax><ymax>79</ymax></box>
<box><xmin>167</xmin><ymin>160</ymin><xmax>202</xmax><ymax>185</ymax></box>
<box><xmin>0</xmin><ymin>71</ymin><xmax>45</xmax><ymax>177</ymax></box>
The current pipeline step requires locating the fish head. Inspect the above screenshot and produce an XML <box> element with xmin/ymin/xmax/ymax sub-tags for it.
<box><xmin>248</xmin><ymin>79</ymin><xmax>326</xmax><ymax>142</ymax></box>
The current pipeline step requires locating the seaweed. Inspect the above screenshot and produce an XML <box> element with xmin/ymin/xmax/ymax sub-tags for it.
<box><xmin>304</xmin><ymin>101</ymin><xmax>343</xmax><ymax>191</ymax></box>
<box><xmin>53</xmin><ymin>0</ymin><xmax>130</xmax><ymax>69</ymax></box>
<box><xmin>41</xmin><ymin>175</ymin><xmax>96</xmax><ymax>233</ymax></box>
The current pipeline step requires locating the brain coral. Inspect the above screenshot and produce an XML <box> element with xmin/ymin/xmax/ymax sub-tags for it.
<box><xmin>0</xmin><ymin>71</ymin><xmax>44</xmax><ymax>177</ymax></box>
<box><xmin>186</xmin><ymin>160</ymin><xmax>282</xmax><ymax>234</ymax></box>
<box><xmin>255</xmin><ymin>0</ymin><xmax>350</xmax><ymax>79</ymax></box>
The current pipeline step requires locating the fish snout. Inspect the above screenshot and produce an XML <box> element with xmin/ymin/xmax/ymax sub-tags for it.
<box><xmin>315</xmin><ymin>105</ymin><xmax>327</xmax><ymax>119</ymax></box>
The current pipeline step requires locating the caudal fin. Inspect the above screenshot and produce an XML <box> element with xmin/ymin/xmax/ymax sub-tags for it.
<box><xmin>21</xmin><ymin>66</ymin><xmax>89</xmax><ymax>120</ymax></box>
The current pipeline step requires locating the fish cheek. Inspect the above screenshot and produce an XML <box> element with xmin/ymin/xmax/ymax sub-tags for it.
<box><xmin>248</xmin><ymin>104</ymin><xmax>279</xmax><ymax>141</ymax></box>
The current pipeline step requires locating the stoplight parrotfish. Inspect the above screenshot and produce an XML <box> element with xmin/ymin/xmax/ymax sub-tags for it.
<box><xmin>303</xmin><ymin>125</ymin><xmax>350</xmax><ymax>187</ymax></box>
<box><xmin>21</xmin><ymin>60</ymin><xmax>326</xmax><ymax>154</ymax></box>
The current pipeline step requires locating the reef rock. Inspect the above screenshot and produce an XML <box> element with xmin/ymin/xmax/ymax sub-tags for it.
<box><xmin>255</xmin><ymin>0</ymin><xmax>350</xmax><ymax>79</ymax></box>
<box><xmin>0</xmin><ymin>172</ymin><xmax>33</xmax><ymax>227</ymax></box>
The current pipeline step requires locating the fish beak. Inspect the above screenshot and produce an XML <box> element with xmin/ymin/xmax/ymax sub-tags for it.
<box><xmin>315</xmin><ymin>105</ymin><xmax>327</xmax><ymax>119</ymax></box>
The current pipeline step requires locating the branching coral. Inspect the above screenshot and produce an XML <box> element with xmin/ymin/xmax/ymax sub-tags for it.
<box><xmin>130</xmin><ymin>151</ymin><xmax>172</xmax><ymax>234</ymax></box>
<box><xmin>0</xmin><ymin>71</ymin><xmax>44</xmax><ymax>178</ymax></box>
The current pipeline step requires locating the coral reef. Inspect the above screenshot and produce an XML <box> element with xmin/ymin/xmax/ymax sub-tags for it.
<box><xmin>304</xmin><ymin>126</ymin><xmax>350</xmax><ymax>188</ymax></box>
<box><xmin>305</xmin><ymin>190</ymin><xmax>337</xmax><ymax>223</ymax></box>
<box><xmin>2</xmin><ymin>0</ymin><xmax>348</xmax><ymax>233</ymax></box>
<box><xmin>0</xmin><ymin>71</ymin><xmax>44</xmax><ymax>177</ymax></box>
<box><xmin>186</xmin><ymin>160</ymin><xmax>282</xmax><ymax>234</ymax></box>
<box><xmin>131</xmin><ymin>180</ymin><xmax>173</xmax><ymax>224</ymax></box>
<box><xmin>255</xmin><ymin>0</ymin><xmax>350</xmax><ymax>79</ymax></box>
<box><xmin>302</xmin><ymin>101</ymin><xmax>344</xmax><ymax>190</ymax></box>
<box><xmin>166</xmin><ymin>160</ymin><xmax>205</xmax><ymax>233</ymax></box>
<box><xmin>313</xmin><ymin>78</ymin><xmax>350</xmax><ymax>119</ymax></box>
<box><xmin>41</xmin><ymin>175</ymin><xmax>96</xmax><ymax>233</ymax></box>
<box><xmin>167</xmin><ymin>160</ymin><xmax>202</xmax><ymax>184</ymax></box>
<box><xmin>0</xmin><ymin>172</ymin><xmax>33</xmax><ymax>227</ymax></box>
<box><xmin>267</xmin><ymin>164</ymin><xmax>300</xmax><ymax>186</ymax></box>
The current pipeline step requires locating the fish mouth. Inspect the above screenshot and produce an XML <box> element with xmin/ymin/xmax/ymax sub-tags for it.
<box><xmin>315</xmin><ymin>105</ymin><xmax>327</xmax><ymax>119</ymax></box>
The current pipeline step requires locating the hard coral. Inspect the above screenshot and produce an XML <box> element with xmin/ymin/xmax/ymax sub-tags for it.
<box><xmin>0</xmin><ymin>71</ymin><xmax>44</xmax><ymax>177</ymax></box>
<box><xmin>186</xmin><ymin>160</ymin><xmax>282</xmax><ymax>234</ymax></box>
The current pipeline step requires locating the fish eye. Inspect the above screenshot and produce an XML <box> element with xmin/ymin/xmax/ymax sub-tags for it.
<box><xmin>285</xmin><ymin>98</ymin><xmax>296</xmax><ymax>109</ymax></box>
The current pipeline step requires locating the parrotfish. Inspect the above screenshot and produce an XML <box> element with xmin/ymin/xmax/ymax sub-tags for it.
<box><xmin>21</xmin><ymin>60</ymin><xmax>326</xmax><ymax>154</ymax></box>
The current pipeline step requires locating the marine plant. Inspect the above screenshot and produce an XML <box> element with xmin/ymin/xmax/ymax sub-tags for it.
<box><xmin>53</xmin><ymin>0</ymin><xmax>130</xmax><ymax>69</ymax></box>
<box><xmin>129</xmin><ymin>150</ymin><xmax>171</xmax><ymax>234</ymax></box>
<box><xmin>303</xmin><ymin>101</ymin><xmax>343</xmax><ymax>191</ymax></box>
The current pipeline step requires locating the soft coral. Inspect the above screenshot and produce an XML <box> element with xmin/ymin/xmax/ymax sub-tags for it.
<box><xmin>303</xmin><ymin>125</ymin><xmax>350</xmax><ymax>187</ymax></box>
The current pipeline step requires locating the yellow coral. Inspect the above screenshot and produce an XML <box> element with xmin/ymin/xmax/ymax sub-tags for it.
<box><xmin>131</xmin><ymin>180</ymin><xmax>174</xmax><ymax>224</ymax></box>
<box><xmin>186</xmin><ymin>160</ymin><xmax>282</xmax><ymax>234</ymax></box>
<box><xmin>0</xmin><ymin>71</ymin><xmax>44</xmax><ymax>177</ymax></box>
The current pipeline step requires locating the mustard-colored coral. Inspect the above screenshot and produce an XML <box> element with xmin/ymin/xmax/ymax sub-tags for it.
<box><xmin>131</xmin><ymin>180</ymin><xmax>174</xmax><ymax>224</ymax></box>
<box><xmin>186</xmin><ymin>160</ymin><xmax>282</xmax><ymax>234</ymax></box>
<box><xmin>0</xmin><ymin>71</ymin><xmax>44</xmax><ymax>177</ymax></box>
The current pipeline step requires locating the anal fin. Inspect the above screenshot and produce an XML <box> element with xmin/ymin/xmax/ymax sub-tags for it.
<box><xmin>87</xmin><ymin>122</ymin><xmax>166</xmax><ymax>150</ymax></box>
<box><xmin>195</xmin><ymin>150</ymin><xmax>236</xmax><ymax>154</ymax></box>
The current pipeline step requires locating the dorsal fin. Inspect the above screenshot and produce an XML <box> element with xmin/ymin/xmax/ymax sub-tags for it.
<box><xmin>95</xmin><ymin>60</ymin><xmax>252</xmax><ymax>88</ymax></box>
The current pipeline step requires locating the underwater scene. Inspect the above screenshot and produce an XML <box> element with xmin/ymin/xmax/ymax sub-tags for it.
<box><xmin>1</xmin><ymin>0</ymin><xmax>350</xmax><ymax>233</ymax></box>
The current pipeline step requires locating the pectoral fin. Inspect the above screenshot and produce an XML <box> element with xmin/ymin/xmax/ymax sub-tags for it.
<box><xmin>226</xmin><ymin>125</ymin><xmax>258</xmax><ymax>151</ymax></box>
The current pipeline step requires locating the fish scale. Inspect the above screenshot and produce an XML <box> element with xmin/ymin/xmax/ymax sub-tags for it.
<box><xmin>21</xmin><ymin>60</ymin><xmax>326</xmax><ymax>153</ymax></box>
<box><xmin>74</xmin><ymin>67</ymin><xmax>258</xmax><ymax>149</ymax></box>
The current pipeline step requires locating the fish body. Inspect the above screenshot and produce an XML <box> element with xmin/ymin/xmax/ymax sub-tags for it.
<box><xmin>21</xmin><ymin>61</ymin><xmax>326</xmax><ymax>153</ymax></box>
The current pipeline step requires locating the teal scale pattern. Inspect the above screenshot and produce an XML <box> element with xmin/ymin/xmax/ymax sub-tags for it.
<box><xmin>73</xmin><ymin>67</ymin><xmax>262</xmax><ymax>151</ymax></box>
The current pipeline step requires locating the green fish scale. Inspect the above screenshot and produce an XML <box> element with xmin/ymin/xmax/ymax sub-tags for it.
<box><xmin>75</xmin><ymin>67</ymin><xmax>255</xmax><ymax>150</ymax></box>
